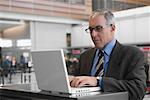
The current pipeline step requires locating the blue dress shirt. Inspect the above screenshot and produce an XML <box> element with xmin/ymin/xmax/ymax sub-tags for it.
<box><xmin>90</xmin><ymin>38</ymin><xmax>116</xmax><ymax>88</ymax></box>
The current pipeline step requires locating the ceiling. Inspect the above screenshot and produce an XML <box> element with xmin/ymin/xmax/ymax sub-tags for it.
<box><xmin>113</xmin><ymin>0</ymin><xmax>150</xmax><ymax>11</ymax></box>
<box><xmin>114</xmin><ymin>0</ymin><xmax>150</xmax><ymax>6</ymax></box>
<box><xmin>93</xmin><ymin>0</ymin><xmax>150</xmax><ymax>11</ymax></box>
<box><xmin>0</xmin><ymin>0</ymin><xmax>150</xmax><ymax>33</ymax></box>
<box><xmin>0</xmin><ymin>19</ymin><xmax>23</xmax><ymax>32</ymax></box>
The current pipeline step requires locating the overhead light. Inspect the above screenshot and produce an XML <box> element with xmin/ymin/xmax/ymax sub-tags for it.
<box><xmin>0</xmin><ymin>19</ymin><xmax>24</xmax><ymax>25</ymax></box>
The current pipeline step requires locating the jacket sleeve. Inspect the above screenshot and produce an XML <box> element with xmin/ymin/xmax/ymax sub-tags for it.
<box><xmin>103</xmin><ymin>47</ymin><xmax>146</xmax><ymax>100</ymax></box>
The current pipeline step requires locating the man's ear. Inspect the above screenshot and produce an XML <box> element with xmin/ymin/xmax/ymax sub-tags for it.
<box><xmin>111</xmin><ymin>24</ymin><xmax>115</xmax><ymax>32</ymax></box>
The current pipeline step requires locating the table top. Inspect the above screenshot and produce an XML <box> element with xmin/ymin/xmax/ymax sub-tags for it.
<box><xmin>0</xmin><ymin>83</ymin><xmax>128</xmax><ymax>99</ymax></box>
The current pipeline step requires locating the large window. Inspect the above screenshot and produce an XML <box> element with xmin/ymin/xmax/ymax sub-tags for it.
<box><xmin>17</xmin><ymin>39</ymin><xmax>31</xmax><ymax>47</ymax></box>
<box><xmin>0</xmin><ymin>39</ymin><xmax>12</xmax><ymax>47</ymax></box>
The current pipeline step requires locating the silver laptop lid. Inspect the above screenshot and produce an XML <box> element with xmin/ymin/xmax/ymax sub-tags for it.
<box><xmin>32</xmin><ymin>49</ymin><xmax>71</xmax><ymax>93</ymax></box>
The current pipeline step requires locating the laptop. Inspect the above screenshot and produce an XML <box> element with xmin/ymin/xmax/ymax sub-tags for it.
<box><xmin>31</xmin><ymin>49</ymin><xmax>101</xmax><ymax>95</ymax></box>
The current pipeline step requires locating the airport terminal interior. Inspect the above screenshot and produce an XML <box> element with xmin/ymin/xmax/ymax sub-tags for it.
<box><xmin>0</xmin><ymin>0</ymin><xmax>150</xmax><ymax>100</ymax></box>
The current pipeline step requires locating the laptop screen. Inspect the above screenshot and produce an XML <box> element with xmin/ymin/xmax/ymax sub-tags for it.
<box><xmin>31</xmin><ymin>49</ymin><xmax>70</xmax><ymax>93</ymax></box>
<box><xmin>32</xmin><ymin>49</ymin><xmax>101</xmax><ymax>94</ymax></box>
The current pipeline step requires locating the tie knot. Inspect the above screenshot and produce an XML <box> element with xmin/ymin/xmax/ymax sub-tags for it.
<box><xmin>98</xmin><ymin>50</ymin><xmax>104</xmax><ymax>57</ymax></box>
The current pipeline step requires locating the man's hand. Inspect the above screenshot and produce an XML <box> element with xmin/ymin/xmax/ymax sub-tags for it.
<box><xmin>70</xmin><ymin>76</ymin><xmax>97</xmax><ymax>88</ymax></box>
<box><xmin>68</xmin><ymin>75</ymin><xmax>75</xmax><ymax>83</ymax></box>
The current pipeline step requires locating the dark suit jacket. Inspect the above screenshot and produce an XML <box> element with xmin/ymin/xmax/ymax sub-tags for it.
<box><xmin>78</xmin><ymin>41</ymin><xmax>146</xmax><ymax>100</ymax></box>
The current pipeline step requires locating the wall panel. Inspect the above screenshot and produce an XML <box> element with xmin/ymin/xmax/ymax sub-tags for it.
<box><xmin>0</xmin><ymin>0</ymin><xmax>92</xmax><ymax>20</ymax></box>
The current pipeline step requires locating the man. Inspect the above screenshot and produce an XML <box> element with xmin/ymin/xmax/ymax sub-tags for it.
<box><xmin>70</xmin><ymin>9</ymin><xmax>146</xmax><ymax>100</ymax></box>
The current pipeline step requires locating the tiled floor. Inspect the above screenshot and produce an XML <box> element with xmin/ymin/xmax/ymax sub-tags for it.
<box><xmin>0</xmin><ymin>72</ymin><xmax>36</xmax><ymax>84</ymax></box>
<box><xmin>0</xmin><ymin>71</ymin><xmax>39</xmax><ymax>91</ymax></box>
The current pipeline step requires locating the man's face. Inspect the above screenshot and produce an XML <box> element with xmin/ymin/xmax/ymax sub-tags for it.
<box><xmin>89</xmin><ymin>15</ymin><xmax>115</xmax><ymax>49</ymax></box>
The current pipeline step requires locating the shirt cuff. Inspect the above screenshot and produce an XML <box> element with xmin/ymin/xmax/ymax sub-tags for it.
<box><xmin>96</xmin><ymin>77</ymin><xmax>103</xmax><ymax>88</ymax></box>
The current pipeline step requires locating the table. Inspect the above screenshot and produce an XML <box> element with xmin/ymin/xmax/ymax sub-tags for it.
<box><xmin>0</xmin><ymin>84</ymin><xmax>128</xmax><ymax>100</ymax></box>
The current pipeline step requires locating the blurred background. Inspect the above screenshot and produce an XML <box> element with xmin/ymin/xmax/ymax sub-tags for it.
<box><xmin>0</xmin><ymin>0</ymin><xmax>149</xmax><ymax>87</ymax></box>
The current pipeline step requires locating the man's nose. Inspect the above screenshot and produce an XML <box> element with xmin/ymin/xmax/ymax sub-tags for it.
<box><xmin>90</xmin><ymin>29</ymin><xmax>97</xmax><ymax>37</ymax></box>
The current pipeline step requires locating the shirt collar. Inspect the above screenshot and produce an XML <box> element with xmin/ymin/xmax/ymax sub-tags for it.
<box><xmin>95</xmin><ymin>38</ymin><xmax>116</xmax><ymax>56</ymax></box>
<box><xmin>103</xmin><ymin>38</ymin><xmax>116</xmax><ymax>56</ymax></box>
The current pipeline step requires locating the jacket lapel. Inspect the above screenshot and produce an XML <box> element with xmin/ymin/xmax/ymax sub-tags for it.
<box><xmin>87</xmin><ymin>48</ymin><xmax>97</xmax><ymax>75</ymax></box>
<box><xmin>105</xmin><ymin>41</ymin><xmax>122</xmax><ymax>76</ymax></box>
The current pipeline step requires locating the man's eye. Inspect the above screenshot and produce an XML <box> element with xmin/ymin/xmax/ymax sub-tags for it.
<box><xmin>95</xmin><ymin>26</ymin><xmax>102</xmax><ymax>31</ymax></box>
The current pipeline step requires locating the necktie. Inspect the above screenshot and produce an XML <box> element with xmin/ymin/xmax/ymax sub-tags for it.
<box><xmin>95</xmin><ymin>50</ymin><xmax>104</xmax><ymax>77</ymax></box>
